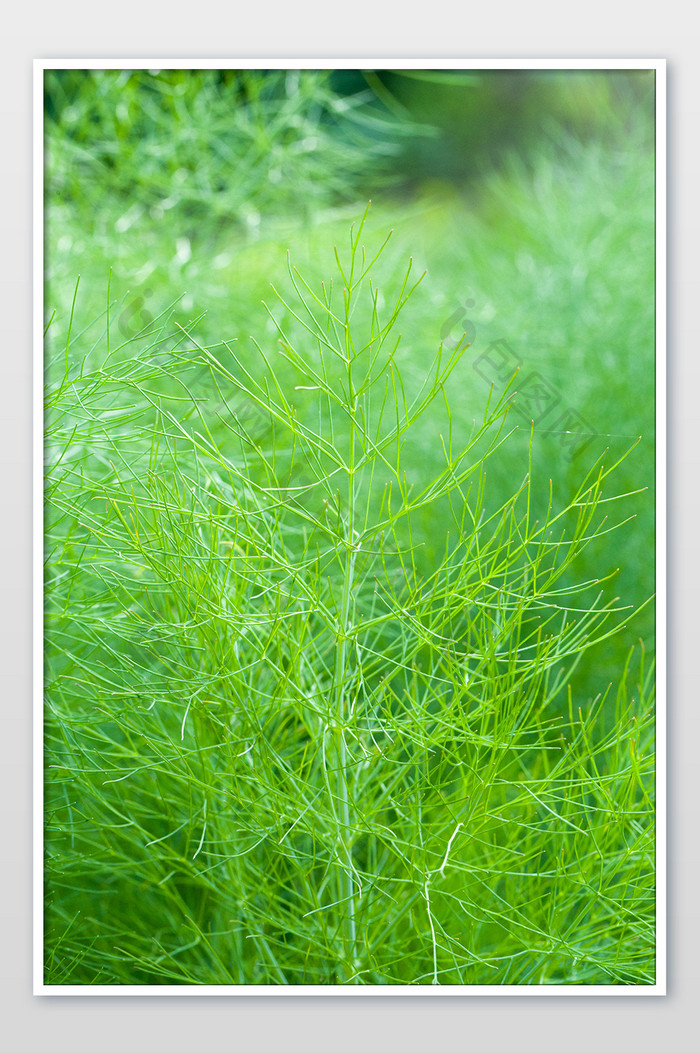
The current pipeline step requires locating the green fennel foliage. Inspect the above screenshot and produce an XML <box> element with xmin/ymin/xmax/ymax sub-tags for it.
<box><xmin>44</xmin><ymin>211</ymin><xmax>655</xmax><ymax>986</ymax></box>
<box><xmin>44</xmin><ymin>69</ymin><xmax>421</xmax><ymax>239</ymax></box>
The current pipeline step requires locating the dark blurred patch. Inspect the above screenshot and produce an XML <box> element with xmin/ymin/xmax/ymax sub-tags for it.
<box><xmin>333</xmin><ymin>68</ymin><xmax>655</xmax><ymax>188</ymax></box>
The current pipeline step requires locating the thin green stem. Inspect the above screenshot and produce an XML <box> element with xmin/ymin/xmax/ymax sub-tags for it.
<box><xmin>331</xmin><ymin>277</ymin><xmax>360</xmax><ymax>983</ymax></box>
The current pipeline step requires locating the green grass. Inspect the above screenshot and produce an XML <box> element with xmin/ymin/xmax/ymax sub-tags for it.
<box><xmin>43</xmin><ymin>69</ymin><xmax>657</xmax><ymax>987</ymax></box>
<box><xmin>44</xmin><ymin>69</ymin><xmax>418</xmax><ymax>231</ymax></box>
<box><xmin>44</xmin><ymin>208</ymin><xmax>655</xmax><ymax>986</ymax></box>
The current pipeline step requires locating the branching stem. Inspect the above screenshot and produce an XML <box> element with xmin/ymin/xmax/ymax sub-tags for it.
<box><xmin>331</xmin><ymin>270</ymin><xmax>360</xmax><ymax>982</ymax></box>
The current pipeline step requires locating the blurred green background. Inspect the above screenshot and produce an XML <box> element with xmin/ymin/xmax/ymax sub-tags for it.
<box><xmin>44</xmin><ymin>65</ymin><xmax>656</xmax><ymax>711</ymax></box>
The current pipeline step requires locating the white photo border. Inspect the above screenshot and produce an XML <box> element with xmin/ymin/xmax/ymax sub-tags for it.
<box><xmin>33</xmin><ymin>57</ymin><xmax>667</xmax><ymax>997</ymax></box>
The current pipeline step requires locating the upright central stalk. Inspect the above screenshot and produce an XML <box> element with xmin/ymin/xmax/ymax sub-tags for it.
<box><xmin>332</xmin><ymin>280</ymin><xmax>358</xmax><ymax>983</ymax></box>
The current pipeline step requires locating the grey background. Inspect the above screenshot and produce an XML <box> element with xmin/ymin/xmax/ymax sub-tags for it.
<box><xmin>2</xmin><ymin>6</ymin><xmax>697</xmax><ymax>1052</ymax></box>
